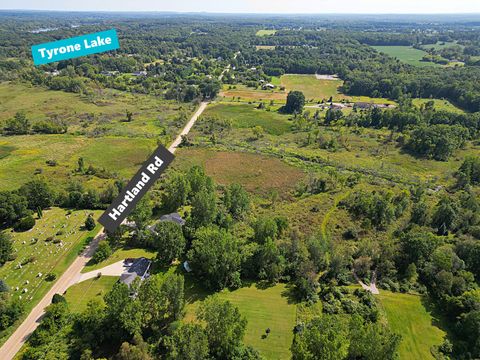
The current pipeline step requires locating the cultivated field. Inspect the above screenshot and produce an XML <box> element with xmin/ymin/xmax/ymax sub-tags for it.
<box><xmin>377</xmin><ymin>291</ymin><xmax>446</xmax><ymax>360</ymax></box>
<box><xmin>372</xmin><ymin>46</ymin><xmax>441</xmax><ymax>67</ymax></box>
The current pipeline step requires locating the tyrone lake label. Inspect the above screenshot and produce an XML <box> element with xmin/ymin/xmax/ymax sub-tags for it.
<box><xmin>32</xmin><ymin>29</ymin><xmax>120</xmax><ymax>65</ymax></box>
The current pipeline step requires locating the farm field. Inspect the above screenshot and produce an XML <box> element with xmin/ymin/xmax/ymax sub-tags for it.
<box><xmin>256</xmin><ymin>29</ymin><xmax>277</xmax><ymax>36</ymax></box>
<box><xmin>280</xmin><ymin>74</ymin><xmax>349</xmax><ymax>100</ymax></box>
<box><xmin>0</xmin><ymin>207</ymin><xmax>101</xmax><ymax>343</ymax></box>
<box><xmin>372</xmin><ymin>46</ymin><xmax>441</xmax><ymax>67</ymax></box>
<box><xmin>219</xmin><ymin>84</ymin><xmax>286</xmax><ymax>103</ymax></box>
<box><xmin>65</xmin><ymin>276</ymin><xmax>119</xmax><ymax>313</ymax></box>
<box><xmin>377</xmin><ymin>291</ymin><xmax>446</xmax><ymax>360</ymax></box>
<box><xmin>0</xmin><ymin>135</ymin><xmax>157</xmax><ymax>191</ymax></box>
<box><xmin>185</xmin><ymin>282</ymin><xmax>296</xmax><ymax>360</ymax></box>
<box><xmin>203</xmin><ymin>103</ymin><xmax>291</xmax><ymax>135</ymax></box>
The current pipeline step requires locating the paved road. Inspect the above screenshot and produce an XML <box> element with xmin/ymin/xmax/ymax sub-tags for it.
<box><xmin>0</xmin><ymin>53</ymin><xmax>234</xmax><ymax>359</ymax></box>
<box><xmin>0</xmin><ymin>231</ymin><xmax>106</xmax><ymax>360</ymax></box>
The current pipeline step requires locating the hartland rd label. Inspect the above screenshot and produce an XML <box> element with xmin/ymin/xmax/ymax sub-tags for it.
<box><xmin>32</xmin><ymin>29</ymin><xmax>120</xmax><ymax>65</ymax></box>
<box><xmin>98</xmin><ymin>145</ymin><xmax>174</xmax><ymax>232</ymax></box>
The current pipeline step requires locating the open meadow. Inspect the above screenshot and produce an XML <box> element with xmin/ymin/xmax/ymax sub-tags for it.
<box><xmin>372</xmin><ymin>46</ymin><xmax>441</xmax><ymax>67</ymax></box>
<box><xmin>377</xmin><ymin>291</ymin><xmax>446</xmax><ymax>360</ymax></box>
<box><xmin>65</xmin><ymin>276</ymin><xmax>119</xmax><ymax>313</ymax></box>
<box><xmin>256</xmin><ymin>29</ymin><xmax>277</xmax><ymax>36</ymax></box>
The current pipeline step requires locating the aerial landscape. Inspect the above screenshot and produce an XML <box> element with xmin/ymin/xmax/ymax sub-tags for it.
<box><xmin>0</xmin><ymin>0</ymin><xmax>479</xmax><ymax>359</ymax></box>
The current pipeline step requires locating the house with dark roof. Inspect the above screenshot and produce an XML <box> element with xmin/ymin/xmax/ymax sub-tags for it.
<box><xmin>119</xmin><ymin>257</ymin><xmax>152</xmax><ymax>288</ymax></box>
<box><xmin>160</xmin><ymin>212</ymin><xmax>186</xmax><ymax>226</ymax></box>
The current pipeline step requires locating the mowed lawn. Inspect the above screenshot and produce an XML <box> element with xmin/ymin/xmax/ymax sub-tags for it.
<box><xmin>220</xmin><ymin>84</ymin><xmax>286</xmax><ymax>103</ymax></box>
<box><xmin>377</xmin><ymin>291</ymin><xmax>446</xmax><ymax>360</ymax></box>
<box><xmin>372</xmin><ymin>46</ymin><xmax>441</xmax><ymax>67</ymax></box>
<box><xmin>82</xmin><ymin>247</ymin><xmax>156</xmax><ymax>273</ymax></box>
<box><xmin>280</xmin><ymin>74</ymin><xmax>349</xmax><ymax>101</ymax></box>
<box><xmin>185</xmin><ymin>283</ymin><xmax>296</xmax><ymax>360</ymax></box>
<box><xmin>204</xmin><ymin>103</ymin><xmax>292</xmax><ymax>135</ymax></box>
<box><xmin>65</xmin><ymin>276</ymin><xmax>119</xmax><ymax>313</ymax></box>
<box><xmin>412</xmin><ymin>98</ymin><xmax>464</xmax><ymax>113</ymax></box>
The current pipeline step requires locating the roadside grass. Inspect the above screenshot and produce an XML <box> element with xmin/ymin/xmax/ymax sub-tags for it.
<box><xmin>372</xmin><ymin>46</ymin><xmax>441</xmax><ymax>67</ymax></box>
<box><xmin>280</xmin><ymin>74</ymin><xmax>349</xmax><ymax>101</ymax></box>
<box><xmin>81</xmin><ymin>247</ymin><xmax>156</xmax><ymax>273</ymax></box>
<box><xmin>184</xmin><ymin>282</ymin><xmax>296</xmax><ymax>360</ymax></box>
<box><xmin>203</xmin><ymin>103</ymin><xmax>292</xmax><ymax>135</ymax></box>
<box><xmin>0</xmin><ymin>135</ymin><xmax>156</xmax><ymax>191</ymax></box>
<box><xmin>0</xmin><ymin>207</ymin><xmax>101</xmax><ymax>345</ymax></box>
<box><xmin>65</xmin><ymin>276</ymin><xmax>118</xmax><ymax>313</ymax></box>
<box><xmin>256</xmin><ymin>29</ymin><xmax>277</xmax><ymax>36</ymax></box>
<box><xmin>412</xmin><ymin>98</ymin><xmax>465</xmax><ymax>113</ymax></box>
<box><xmin>174</xmin><ymin>148</ymin><xmax>305</xmax><ymax>197</ymax></box>
<box><xmin>377</xmin><ymin>291</ymin><xmax>446</xmax><ymax>360</ymax></box>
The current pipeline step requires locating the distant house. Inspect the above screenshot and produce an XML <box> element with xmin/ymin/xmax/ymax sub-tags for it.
<box><xmin>100</xmin><ymin>70</ymin><xmax>119</xmax><ymax>77</ymax></box>
<box><xmin>132</xmin><ymin>70</ymin><xmax>147</xmax><ymax>76</ymax></box>
<box><xmin>160</xmin><ymin>212</ymin><xmax>186</xmax><ymax>226</ymax></box>
<box><xmin>119</xmin><ymin>257</ymin><xmax>152</xmax><ymax>288</ymax></box>
<box><xmin>45</xmin><ymin>70</ymin><xmax>60</xmax><ymax>76</ymax></box>
<box><xmin>330</xmin><ymin>103</ymin><xmax>346</xmax><ymax>110</ymax></box>
<box><xmin>262</xmin><ymin>83</ymin><xmax>276</xmax><ymax>90</ymax></box>
<box><xmin>354</xmin><ymin>102</ymin><xmax>373</xmax><ymax>110</ymax></box>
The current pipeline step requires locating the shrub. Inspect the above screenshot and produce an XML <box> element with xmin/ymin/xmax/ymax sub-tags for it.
<box><xmin>14</xmin><ymin>215</ymin><xmax>35</xmax><ymax>232</ymax></box>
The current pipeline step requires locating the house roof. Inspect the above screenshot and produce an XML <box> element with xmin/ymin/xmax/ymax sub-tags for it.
<box><xmin>119</xmin><ymin>257</ymin><xmax>151</xmax><ymax>287</ymax></box>
<box><xmin>160</xmin><ymin>212</ymin><xmax>186</xmax><ymax>226</ymax></box>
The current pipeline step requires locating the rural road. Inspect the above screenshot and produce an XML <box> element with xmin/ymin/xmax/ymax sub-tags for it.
<box><xmin>0</xmin><ymin>52</ymin><xmax>238</xmax><ymax>359</ymax></box>
<box><xmin>0</xmin><ymin>231</ymin><xmax>106</xmax><ymax>360</ymax></box>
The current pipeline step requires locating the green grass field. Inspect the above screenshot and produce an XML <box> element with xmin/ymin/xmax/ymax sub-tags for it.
<box><xmin>185</xmin><ymin>283</ymin><xmax>296</xmax><ymax>360</ymax></box>
<box><xmin>377</xmin><ymin>291</ymin><xmax>446</xmax><ymax>360</ymax></box>
<box><xmin>412</xmin><ymin>98</ymin><xmax>464</xmax><ymax>113</ymax></box>
<box><xmin>82</xmin><ymin>247</ymin><xmax>156</xmax><ymax>273</ymax></box>
<box><xmin>0</xmin><ymin>135</ymin><xmax>156</xmax><ymax>191</ymax></box>
<box><xmin>0</xmin><ymin>82</ymin><xmax>192</xmax><ymax>139</ymax></box>
<box><xmin>280</xmin><ymin>74</ymin><xmax>349</xmax><ymax>101</ymax></box>
<box><xmin>220</xmin><ymin>84</ymin><xmax>286</xmax><ymax>103</ymax></box>
<box><xmin>421</xmin><ymin>41</ymin><xmax>463</xmax><ymax>51</ymax></box>
<box><xmin>256</xmin><ymin>29</ymin><xmax>277</xmax><ymax>36</ymax></box>
<box><xmin>0</xmin><ymin>207</ymin><xmax>101</xmax><ymax>344</ymax></box>
<box><xmin>204</xmin><ymin>103</ymin><xmax>292</xmax><ymax>135</ymax></box>
<box><xmin>372</xmin><ymin>46</ymin><xmax>441</xmax><ymax>67</ymax></box>
<box><xmin>65</xmin><ymin>276</ymin><xmax>119</xmax><ymax>312</ymax></box>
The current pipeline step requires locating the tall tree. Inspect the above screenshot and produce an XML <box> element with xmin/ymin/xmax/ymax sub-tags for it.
<box><xmin>283</xmin><ymin>91</ymin><xmax>305</xmax><ymax>114</ymax></box>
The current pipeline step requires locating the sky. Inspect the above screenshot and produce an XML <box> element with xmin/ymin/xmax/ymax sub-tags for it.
<box><xmin>1</xmin><ymin>0</ymin><xmax>480</xmax><ymax>14</ymax></box>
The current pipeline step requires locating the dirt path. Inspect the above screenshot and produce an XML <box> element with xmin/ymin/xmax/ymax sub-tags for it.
<box><xmin>168</xmin><ymin>101</ymin><xmax>208</xmax><ymax>153</ymax></box>
<box><xmin>0</xmin><ymin>231</ymin><xmax>106</xmax><ymax>360</ymax></box>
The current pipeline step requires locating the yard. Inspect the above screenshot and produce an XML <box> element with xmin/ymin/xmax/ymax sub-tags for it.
<box><xmin>65</xmin><ymin>276</ymin><xmax>119</xmax><ymax>313</ymax></box>
<box><xmin>185</xmin><ymin>282</ymin><xmax>296</xmax><ymax>360</ymax></box>
<box><xmin>377</xmin><ymin>291</ymin><xmax>446</xmax><ymax>360</ymax></box>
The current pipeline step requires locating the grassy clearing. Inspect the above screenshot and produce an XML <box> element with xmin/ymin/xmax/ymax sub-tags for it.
<box><xmin>82</xmin><ymin>247</ymin><xmax>156</xmax><ymax>273</ymax></box>
<box><xmin>0</xmin><ymin>82</ymin><xmax>192</xmax><ymax>138</ymax></box>
<box><xmin>204</xmin><ymin>103</ymin><xmax>291</xmax><ymax>135</ymax></box>
<box><xmin>256</xmin><ymin>45</ymin><xmax>276</xmax><ymax>51</ymax></box>
<box><xmin>256</xmin><ymin>29</ymin><xmax>277</xmax><ymax>36</ymax></box>
<box><xmin>412</xmin><ymin>98</ymin><xmax>464</xmax><ymax>113</ymax></box>
<box><xmin>185</xmin><ymin>282</ymin><xmax>296</xmax><ymax>360</ymax></box>
<box><xmin>377</xmin><ymin>291</ymin><xmax>446</xmax><ymax>360</ymax></box>
<box><xmin>65</xmin><ymin>276</ymin><xmax>118</xmax><ymax>313</ymax></box>
<box><xmin>280</xmin><ymin>74</ymin><xmax>349</xmax><ymax>101</ymax></box>
<box><xmin>0</xmin><ymin>135</ymin><xmax>156</xmax><ymax>191</ymax></box>
<box><xmin>219</xmin><ymin>84</ymin><xmax>286</xmax><ymax>103</ymax></box>
<box><xmin>372</xmin><ymin>46</ymin><xmax>441</xmax><ymax>67</ymax></box>
<box><xmin>0</xmin><ymin>207</ymin><xmax>101</xmax><ymax>344</ymax></box>
<box><xmin>174</xmin><ymin>148</ymin><xmax>305</xmax><ymax>197</ymax></box>
<box><xmin>422</xmin><ymin>41</ymin><xmax>463</xmax><ymax>51</ymax></box>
